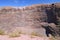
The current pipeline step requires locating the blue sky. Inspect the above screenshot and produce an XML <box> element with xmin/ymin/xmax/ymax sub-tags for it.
<box><xmin>0</xmin><ymin>0</ymin><xmax>60</xmax><ymax>6</ymax></box>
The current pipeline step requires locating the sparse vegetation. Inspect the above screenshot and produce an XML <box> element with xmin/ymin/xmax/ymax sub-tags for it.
<box><xmin>31</xmin><ymin>32</ymin><xmax>38</xmax><ymax>36</ymax></box>
<box><xmin>0</xmin><ymin>29</ymin><xmax>5</xmax><ymax>35</ymax></box>
<box><xmin>30</xmin><ymin>32</ymin><xmax>42</xmax><ymax>38</ymax></box>
<box><xmin>9</xmin><ymin>32</ymin><xmax>20</xmax><ymax>37</ymax></box>
<box><xmin>9</xmin><ymin>30</ymin><xmax>22</xmax><ymax>37</ymax></box>
<box><xmin>31</xmin><ymin>32</ymin><xmax>42</xmax><ymax>37</ymax></box>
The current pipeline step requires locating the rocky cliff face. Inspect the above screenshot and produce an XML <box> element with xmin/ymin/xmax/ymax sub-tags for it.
<box><xmin>0</xmin><ymin>4</ymin><xmax>47</xmax><ymax>29</ymax></box>
<box><xmin>0</xmin><ymin>3</ymin><xmax>60</xmax><ymax>36</ymax></box>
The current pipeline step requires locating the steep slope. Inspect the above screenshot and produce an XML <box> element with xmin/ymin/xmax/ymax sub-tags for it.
<box><xmin>0</xmin><ymin>3</ymin><xmax>60</xmax><ymax>37</ymax></box>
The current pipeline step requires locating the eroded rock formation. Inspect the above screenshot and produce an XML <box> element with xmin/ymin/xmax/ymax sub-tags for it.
<box><xmin>0</xmin><ymin>3</ymin><xmax>60</xmax><ymax>37</ymax></box>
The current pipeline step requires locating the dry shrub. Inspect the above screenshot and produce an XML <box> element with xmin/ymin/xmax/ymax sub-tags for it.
<box><xmin>9</xmin><ymin>30</ymin><xmax>22</xmax><ymax>37</ymax></box>
<box><xmin>0</xmin><ymin>29</ymin><xmax>5</xmax><ymax>35</ymax></box>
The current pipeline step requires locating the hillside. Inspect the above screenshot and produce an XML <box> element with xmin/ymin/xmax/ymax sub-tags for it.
<box><xmin>0</xmin><ymin>3</ymin><xmax>60</xmax><ymax>38</ymax></box>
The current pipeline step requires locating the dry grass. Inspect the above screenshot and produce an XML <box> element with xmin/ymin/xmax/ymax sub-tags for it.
<box><xmin>9</xmin><ymin>32</ymin><xmax>20</xmax><ymax>37</ymax></box>
<box><xmin>31</xmin><ymin>32</ymin><xmax>38</xmax><ymax>36</ymax></box>
<box><xmin>30</xmin><ymin>32</ymin><xmax>42</xmax><ymax>38</ymax></box>
<box><xmin>0</xmin><ymin>29</ymin><xmax>5</xmax><ymax>35</ymax></box>
<box><xmin>8</xmin><ymin>30</ymin><xmax>22</xmax><ymax>37</ymax></box>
